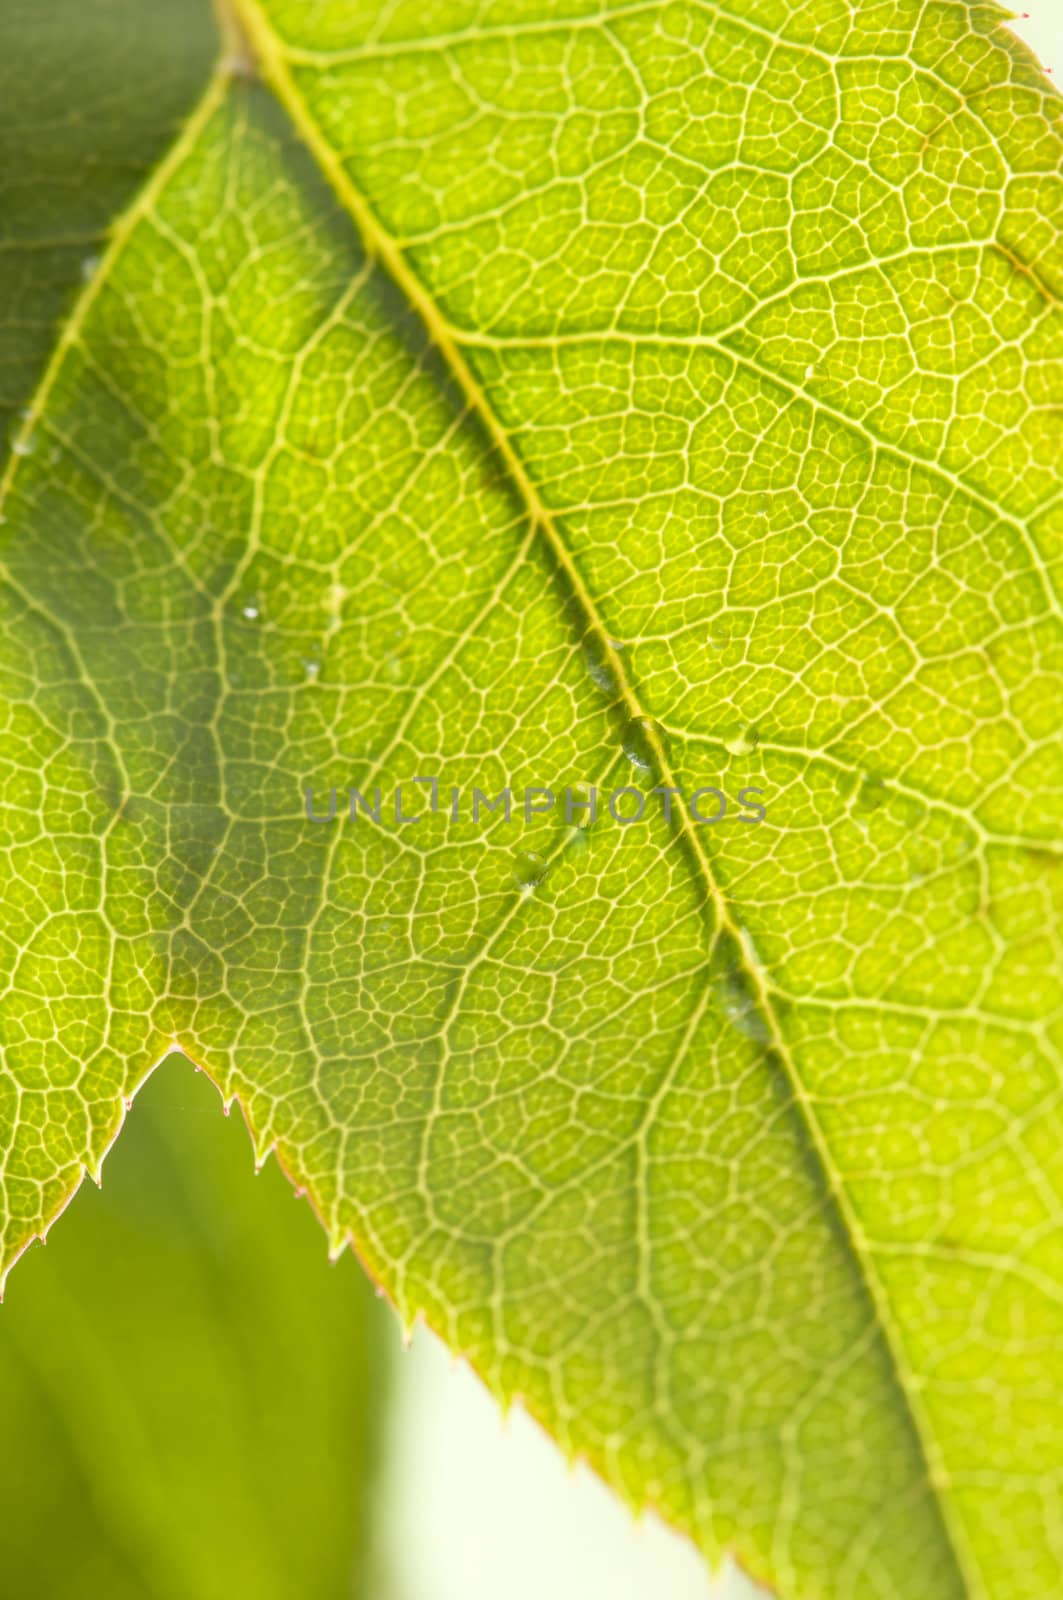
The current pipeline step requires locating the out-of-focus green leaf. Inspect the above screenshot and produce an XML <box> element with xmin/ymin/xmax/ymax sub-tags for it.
<box><xmin>0</xmin><ymin>4</ymin><xmax>1061</xmax><ymax>1599</ymax></box>
<box><xmin>0</xmin><ymin>1058</ymin><xmax>388</xmax><ymax>1600</ymax></box>
<box><xmin>0</xmin><ymin>0</ymin><xmax>216</xmax><ymax>458</ymax></box>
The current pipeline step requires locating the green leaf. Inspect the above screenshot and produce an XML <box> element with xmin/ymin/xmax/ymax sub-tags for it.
<box><xmin>1</xmin><ymin>3</ymin><xmax>1060</xmax><ymax>1597</ymax></box>
<box><xmin>0</xmin><ymin>1059</ymin><xmax>388</xmax><ymax>1599</ymax></box>
<box><xmin>0</xmin><ymin>0</ymin><xmax>216</xmax><ymax>459</ymax></box>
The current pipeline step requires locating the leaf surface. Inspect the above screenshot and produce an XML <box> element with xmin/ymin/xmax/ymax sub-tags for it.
<box><xmin>0</xmin><ymin>3</ymin><xmax>1061</xmax><ymax>1597</ymax></box>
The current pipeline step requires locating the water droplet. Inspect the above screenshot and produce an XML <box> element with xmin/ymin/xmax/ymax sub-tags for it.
<box><xmin>325</xmin><ymin>582</ymin><xmax>349</xmax><ymax>631</ymax></box>
<box><xmin>587</xmin><ymin>658</ymin><xmax>614</xmax><ymax>693</ymax></box>
<box><xmin>724</xmin><ymin>726</ymin><xmax>759</xmax><ymax>757</ymax></box>
<box><xmin>242</xmin><ymin>600</ymin><xmax>260</xmax><ymax>620</ymax></box>
<box><xmin>622</xmin><ymin>717</ymin><xmax>659</xmax><ymax>773</ymax></box>
<box><xmin>715</xmin><ymin>968</ymin><xmax>770</xmax><ymax>1043</ymax></box>
<box><xmin>514</xmin><ymin>851</ymin><xmax>547</xmax><ymax>893</ymax></box>
<box><xmin>583</xmin><ymin>642</ymin><xmax>616</xmax><ymax>694</ymax></box>
<box><xmin>221</xmin><ymin>49</ymin><xmax>253</xmax><ymax>77</ymax></box>
<box><xmin>738</xmin><ymin>926</ymin><xmax>764</xmax><ymax>970</ymax></box>
<box><xmin>81</xmin><ymin>255</ymin><xmax>101</xmax><ymax>282</ymax></box>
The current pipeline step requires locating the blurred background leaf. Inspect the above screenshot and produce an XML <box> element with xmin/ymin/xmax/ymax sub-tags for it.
<box><xmin>0</xmin><ymin>1059</ymin><xmax>389</xmax><ymax>1600</ymax></box>
<box><xmin>0</xmin><ymin>0</ymin><xmax>215</xmax><ymax>457</ymax></box>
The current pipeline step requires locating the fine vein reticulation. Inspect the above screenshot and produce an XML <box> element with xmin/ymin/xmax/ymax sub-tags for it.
<box><xmin>0</xmin><ymin>3</ymin><xmax>1060</xmax><ymax>1598</ymax></box>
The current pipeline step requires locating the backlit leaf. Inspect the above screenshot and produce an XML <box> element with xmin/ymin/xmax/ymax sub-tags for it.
<box><xmin>0</xmin><ymin>3</ymin><xmax>1060</xmax><ymax>1596</ymax></box>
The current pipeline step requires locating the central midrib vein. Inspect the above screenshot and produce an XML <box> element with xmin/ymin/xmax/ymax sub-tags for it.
<box><xmin>227</xmin><ymin>4</ymin><xmax>980</xmax><ymax>1591</ymax></box>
